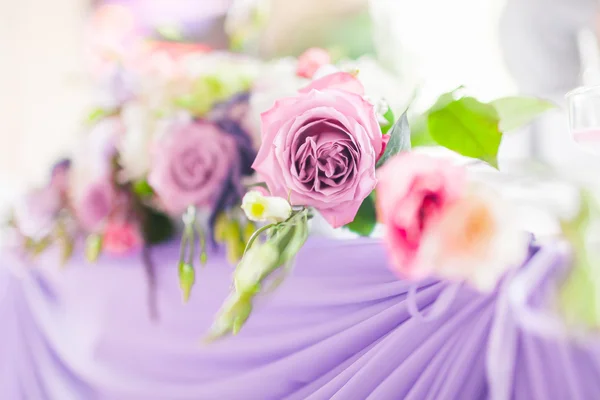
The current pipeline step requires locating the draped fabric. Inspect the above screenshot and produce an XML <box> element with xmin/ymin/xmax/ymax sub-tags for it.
<box><xmin>0</xmin><ymin>238</ymin><xmax>598</xmax><ymax>399</ymax></box>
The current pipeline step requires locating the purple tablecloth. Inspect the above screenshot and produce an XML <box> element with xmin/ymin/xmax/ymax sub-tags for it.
<box><xmin>1</xmin><ymin>238</ymin><xmax>599</xmax><ymax>399</ymax></box>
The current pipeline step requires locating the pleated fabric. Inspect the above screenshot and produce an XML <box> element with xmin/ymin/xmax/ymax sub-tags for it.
<box><xmin>0</xmin><ymin>238</ymin><xmax>597</xmax><ymax>399</ymax></box>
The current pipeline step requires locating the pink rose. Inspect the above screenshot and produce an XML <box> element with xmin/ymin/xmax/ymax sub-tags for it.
<box><xmin>103</xmin><ymin>220</ymin><xmax>142</xmax><ymax>255</ymax></box>
<box><xmin>417</xmin><ymin>189</ymin><xmax>528</xmax><ymax>291</ymax></box>
<box><xmin>253</xmin><ymin>80</ymin><xmax>382</xmax><ymax>228</ymax></box>
<box><xmin>75</xmin><ymin>179</ymin><xmax>117</xmax><ymax>232</ymax></box>
<box><xmin>148</xmin><ymin>121</ymin><xmax>238</xmax><ymax>215</ymax></box>
<box><xmin>70</xmin><ymin>119</ymin><xmax>120</xmax><ymax>232</ymax></box>
<box><xmin>376</xmin><ymin>154</ymin><xmax>466</xmax><ymax>278</ymax></box>
<box><xmin>300</xmin><ymin>71</ymin><xmax>364</xmax><ymax>96</ymax></box>
<box><xmin>296</xmin><ymin>48</ymin><xmax>331</xmax><ymax>79</ymax></box>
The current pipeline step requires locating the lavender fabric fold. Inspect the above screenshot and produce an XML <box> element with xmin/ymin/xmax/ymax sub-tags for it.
<box><xmin>0</xmin><ymin>238</ymin><xmax>598</xmax><ymax>399</ymax></box>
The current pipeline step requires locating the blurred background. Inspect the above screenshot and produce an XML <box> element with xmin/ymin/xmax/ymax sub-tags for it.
<box><xmin>1</xmin><ymin>0</ymin><xmax>599</xmax><ymax>202</ymax></box>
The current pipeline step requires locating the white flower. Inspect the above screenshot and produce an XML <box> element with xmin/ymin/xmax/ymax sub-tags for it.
<box><xmin>70</xmin><ymin>117</ymin><xmax>120</xmax><ymax>200</ymax></box>
<box><xmin>417</xmin><ymin>188</ymin><xmax>529</xmax><ymax>292</ymax></box>
<box><xmin>248</xmin><ymin>58</ymin><xmax>308</xmax><ymax>147</ymax></box>
<box><xmin>225</xmin><ymin>0</ymin><xmax>270</xmax><ymax>46</ymax></box>
<box><xmin>241</xmin><ymin>190</ymin><xmax>292</xmax><ymax>223</ymax></box>
<box><xmin>118</xmin><ymin>102</ymin><xmax>157</xmax><ymax>182</ymax></box>
<box><xmin>338</xmin><ymin>57</ymin><xmax>409</xmax><ymax>115</ymax></box>
<box><xmin>312</xmin><ymin>64</ymin><xmax>340</xmax><ymax>80</ymax></box>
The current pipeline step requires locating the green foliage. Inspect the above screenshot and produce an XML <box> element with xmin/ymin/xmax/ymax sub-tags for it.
<box><xmin>410</xmin><ymin>90</ymin><xmax>555</xmax><ymax>167</ymax></box>
<box><xmin>173</xmin><ymin>72</ymin><xmax>253</xmax><ymax>117</ymax></box>
<box><xmin>428</xmin><ymin>94</ymin><xmax>501</xmax><ymax>168</ymax></box>
<box><xmin>491</xmin><ymin>96</ymin><xmax>555</xmax><ymax>132</ymax></box>
<box><xmin>85</xmin><ymin>234</ymin><xmax>103</xmax><ymax>263</ymax></box>
<box><xmin>141</xmin><ymin>208</ymin><xmax>175</xmax><ymax>245</ymax></box>
<box><xmin>208</xmin><ymin>209</ymin><xmax>310</xmax><ymax>340</ymax></box>
<box><xmin>178</xmin><ymin>262</ymin><xmax>195</xmax><ymax>303</ymax></box>
<box><xmin>559</xmin><ymin>190</ymin><xmax>600</xmax><ymax>328</ymax></box>
<box><xmin>345</xmin><ymin>193</ymin><xmax>377</xmax><ymax>237</ymax></box>
<box><xmin>86</xmin><ymin>108</ymin><xmax>112</xmax><ymax>126</ymax></box>
<box><xmin>376</xmin><ymin>110</ymin><xmax>411</xmax><ymax>168</ymax></box>
<box><xmin>380</xmin><ymin>106</ymin><xmax>395</xmax><ymax>134</ymax></box>
<box><xmin>133</xmin><ymin>180</ymin><xmax>154</xmax><ymax>198</ymax></box>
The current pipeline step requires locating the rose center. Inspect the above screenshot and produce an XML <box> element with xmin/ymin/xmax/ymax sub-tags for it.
<box><xmin>292</xmin><ymin>119</ymin><xmax>358</xmax><ymax>193</ymax></box>
<box><xmin>170</xmin><ymin>148</ymin><xmax>211</xmax><ymax>191</ymax></box>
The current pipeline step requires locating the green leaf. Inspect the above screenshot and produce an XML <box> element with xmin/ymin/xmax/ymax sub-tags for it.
<box><xmin>380</xmin><ymin>106</ymin><xmax>395</xmax><ymax>134</ymax></box>
<box><xmin>558</xmin><ymin>190</ymin><xmax>600</xmax><ymax>328</ymax></box>
<box><xmin>428</xmin><ymin>95</ymin><xmax>501</xmax><ymax>168</ymax></box>
<box><xmin>85</xmin><ymin>234</ymin><xmax>102</xmax><ymax>263</ymax></box>
<box><xmin>491</xmin><ymin>96</ymin><xmax>555</xmax><ymax>132</ymax></box>
<box><xmin>409</xmin><ymin>113</ymin><xmax>435</xmax><ymax>147</ymax></box>
<box><xmin>85</xmin><ymin>107</ymin><xmax>115</xmax><ymax>126</ymax></box>
<box><xmin>345</xmin><ymin>193</ymin><xmax>377</xmax><ymax>237</ymax></box>
<box><xmin>133</xmin><ymin>180</ymin><xmax>154</xmax><ymax>197</ymax></box>
<box><xmin>178</xmin><ymin>262</ymin><xmax>195</xmax><ymax>303</ymax></box>
<box><xmin>141</xmin><ymin>208</ymin><xmax>175</xmax><ymax>245</ymax></box>
<box><xmin>375</xmin><ymin>110</ymin><xmax>411</xmax><ymax>168</ymax></box>
<box><xmin>156</xmin><ymin>25</ymin><xmax>183</xmax><ymax>41</ymax></box>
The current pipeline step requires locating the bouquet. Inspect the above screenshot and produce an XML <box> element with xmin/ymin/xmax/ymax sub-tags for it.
<box><xmin>9</xmin><ymin>43</ymin><xmax>261</xmax><ymax>309</ymax></box>
<box><xmin>11</xmin><ymin>41</ymin><xmax>587</xmax><ymax>340</ymax></box>
<box><xmin>206</xmin><ymin>48</ymin><xmax>558</xmax><ymax>338</ymax></box>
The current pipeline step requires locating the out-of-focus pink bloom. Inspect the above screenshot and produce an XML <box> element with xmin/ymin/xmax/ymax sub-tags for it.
<box><xmin>103</xmin><ymin>220</ymin><xmax>142</xmax><ymax>255</ymax></box>
<box><xmin>296</xmin><ymin>48</ymin><xmax>331</xmax><ymax>79</ymax></box>
<box><xmin>299</xmin><ymin>71</ymin><xmax>365</xmax><ymax>96</ymax></box>
<box><xmin>376</xmin><ymin>153</ymin><xmax>466</xmax><ymax>277</ymax></box>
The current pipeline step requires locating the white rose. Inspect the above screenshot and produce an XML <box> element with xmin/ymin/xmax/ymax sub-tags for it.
<box><xmin>248</xmin><ymin>58</ymin><xmax>308</xmax><ymax>147</ymax></box>
<box><xmin>118</xmin><ymin>102</ymin><xmax>156</xmax><ymax>182</ymax></box>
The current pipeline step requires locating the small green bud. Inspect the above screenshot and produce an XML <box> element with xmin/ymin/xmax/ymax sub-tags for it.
<box><xmin>200</xmin><ymin>251</ymin><xmax>208</xmax><ymax>266</ymax></box>
<box><xmin>178</xmin><ymin>262</ymin><xmax>195</xmax><ymax>303</ymax></box>
<box><xmin>85</xmin><ymin>234</ymin><xmax>103</xmax><ymax>263</ymax></box>
<box><xmin>214</xmin><ymin>213</ymin><xmax>229</xmax><ymax>243</ymax></box>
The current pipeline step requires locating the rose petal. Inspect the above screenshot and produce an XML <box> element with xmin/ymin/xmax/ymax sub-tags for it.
<box><xmin>299</xmin><ymin>72</ymin><xmax>365</xmax><ymax>96</ymax></box>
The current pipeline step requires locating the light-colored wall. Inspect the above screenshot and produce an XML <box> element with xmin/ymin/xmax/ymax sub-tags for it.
<box><xmin>0</xmin><ymin>0</ymin><xmax>524</xmax><ymax>196</ymax></box>
<box><xmin>0</xmin><ymin>0</ymin><xmax>92</xmax><ymax>193</ymax></box>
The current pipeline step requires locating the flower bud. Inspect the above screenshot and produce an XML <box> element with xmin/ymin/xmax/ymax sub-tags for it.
<box><xmin>241</xmin><ymin>191</ymin><xmax>292</xmax><ymax>223</ymax></box>
<box><xmin>234</xmin><ymin>242</ymin><xmax>279</xmax><ymax>293</ymax></box>
<box><xmin>85</xmin><ymin>234</ymin><xmax>103</xmax><ymax>263</ymax></box>
<box><xmin>178</xmin><ymin>262</ymin><xmax>195</xmax><ymax>303</ymax></box>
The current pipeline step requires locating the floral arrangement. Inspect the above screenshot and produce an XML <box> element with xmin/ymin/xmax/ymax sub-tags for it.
<box><xmin>7</xmin><ymin>43</ymin><xmax>563</xmax><ymax>338</ymax></box>
<box><xmin>206</xmin><ymin>48</ymin><xmax>557</xmax><ymax>338</ymax></box>
<box><xmin>9</xmin><ymin>43</ymin><xmax>261</xmax><ymax>308</ymax></box>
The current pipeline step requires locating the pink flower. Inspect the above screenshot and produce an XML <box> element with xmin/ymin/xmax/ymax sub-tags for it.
<box><xmin>103</xmin><ymin>220</ymin><xmax>142</xmax><ymax>255</ymax></box>
<box><xmin>376</xmin><ymin>154</ymin><xmax>466</xmax><ymax>278</ymax></box>
<box><xmin>253</xmin><ymin>81</ymin><xmax>382</xmax><ymax>228</ymax></box>
<box><xmin>14</xmin><ymin>186</ymin><xmax>62</xmax><ymax>239</ymax></box>
<box><xmin>74</xmin><ymin>179</ymin><xmax>117</xmax><ymax>232</ymax></box>
<box><xmin>299</xmin><ymin>71</ymin><xmax>364</xmax><ymax>96</ymax></box>
<box><xmin>378</xmin><ymin>134</ymin><xmax>391</xmax><ymax>161</ymax></box>
<box><xmin>50</xmin><ymin>160</ymin><xmax>71</xmax><ymax>195</ymax></box>
<box><xmin>70</xmin><ymin>119</ymin><xmax>120</xmax><ymax>232</ymax></box>
<box><xmin>417</xmin><ymin>189</ymin><xmax>528</xmax><ymax>291</ymax></box>
<box><xmin>148</xmin><ymin>121</ymin><xmax>238</xmax><ymax>215</ymax></box>
<box><xmin>296</xmin><ymin>48</ymin><xmax>331</xmax><ymax>79</ymax></box>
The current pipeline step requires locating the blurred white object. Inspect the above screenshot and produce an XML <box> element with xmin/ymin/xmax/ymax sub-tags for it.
<box><xmin>499</xmin><ymin>0</ymin><xmax>599</xmax><ymax>164</ymax></box>
<box><xmin>577</xmin><ymin>28</ymin><xmax>600</xmax><ymax>86</ymax></box>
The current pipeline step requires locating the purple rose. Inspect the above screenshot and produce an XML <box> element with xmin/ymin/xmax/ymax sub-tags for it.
<box><xmin>253</xmin><ymin>75</ymin><xmax>382</xmax><ymax>228</ymax></box>
<box><xmin>148</xmin><ymin>121</ymin><xmax>238</xmax><ymax>215</ymax></box>
<box><xmin>70</xmin><ymin>118</ymin><xmax>120</xmax><ymax>232</ymax></box>
<box><xmin>74</xmin><ymin>179</ymin><xmax>117</xmax><ymax>232</ymax></box>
